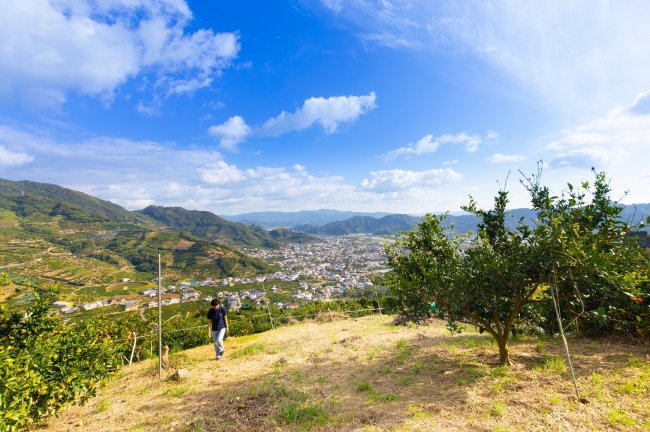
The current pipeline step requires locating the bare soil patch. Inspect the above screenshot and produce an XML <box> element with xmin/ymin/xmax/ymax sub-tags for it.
<box><xmin>174</xmin><ymin>240</ymin><xmax>195</xmax><ymax>251</ymax></box>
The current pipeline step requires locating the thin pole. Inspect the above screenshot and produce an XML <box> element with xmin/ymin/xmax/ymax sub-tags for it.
<box><xmin>129</xmin><ymin>332</ymin><xmax>137</xmax><ymax>366</ymax></box>
<box><xmin>157</xmin><ymin>253</ymin><xmax>162</xmax><ymax>379</ymax></box>
<box><xmin>263</xmin><ymin>281</ymin><xmax>274</xmax><ymax>329</ymax></box>
<box><xmin>549</xmin><ymin>280</ymin><xmax>581</xmax><ymax>401</ymax></box>
<box><xmin>375</xmin><ymin>286</ymin><xmax>382</xmax><ymax>315</ymax></box>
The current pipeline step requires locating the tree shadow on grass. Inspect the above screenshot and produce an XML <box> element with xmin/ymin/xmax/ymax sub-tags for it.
<box><xmin>131</xmin><ymin>336</ymin><xmax>482</xmax><ymax>431</ymax></box>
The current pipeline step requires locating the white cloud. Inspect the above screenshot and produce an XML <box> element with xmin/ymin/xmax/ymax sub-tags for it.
<box><xmin>207</xmin><ymin>116</ymin><xmax>251</xmax><ymax>151</ymax></box>
<box><xmin>628</xmin><ymin>90</ymin><xmax>650</xmax><ymax>116</ymax></box>
<box><xmin>381</xmin><ymin>131</ymin><xmax>484</xmax><ymax>161</ymax></box>
<box><xmin>442</xmin><ymin>160</ymin><xmax>458</xmax><ymax>165</ymax></box>
<box><xmin>486</xmin><ymin>130</ymin><xmax>499</xmax><ymax>140</ymax></box>
<box><xmin>197</xmin><ymin>161</ymin><xmax>249</xmax><ymax>184</ymax></box>
<box><xmin>486</xmin><ymin>153</ymin><xmax>525</xmax><ymax>163</ymax></box>
<box><xmin>381</xmin><ymin>134</ymin><xmax>438</xmax><ymax>160</ymax></box>
<box><xmin>208</xmin><ymin>93</ymin><xmax>377</xmax><ymax>151</ymax></box>
<box><xmin>358</xmin><ymin>168</ymin><xmax>462</xmax><ymax>193</ymax></box>
<box><xmin>0</xmin><ymin>146</ymin><xmax>34</xmax><ymax>167</ymax></box>
<box><xmin>0</xmin><ymin>0</ymin><xmax>240</xmax><ymax>110</ymax></box>
<box><xmin>258</xmin><ymin>92</ymin><xmax>377</xmax><ymax>136</ymax></box>
<box><xmin>317</xmin><ymin>1</ymin><xmax>650</xmax><ymax>115</ymax></box>
<box><xmin>0</xmin><ymin>124</ymin><xmax>470</xmax><ymax>213</ymax></box>
<box><xmin>549</xmin><ymin>147</ymin><xmax>629</xmax><ymax>168</ymax></box>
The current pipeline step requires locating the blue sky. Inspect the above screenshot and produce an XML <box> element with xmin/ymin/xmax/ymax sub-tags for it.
<box><xmin>1</xmin><ymin>0</ymin><xmax>650</xmax><ymax>214</ymax></box>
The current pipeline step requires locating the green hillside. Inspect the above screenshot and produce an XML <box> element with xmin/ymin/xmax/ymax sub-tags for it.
<box><xmin>137</xmin><ymin>205</ymin><xmax>316</xmax><ymax>248</ymax></box>
<box><xmin>0</xmin><ymin>178</ymin><xmax>278</xmax><ymax>315</ymax></box>
<box><xmin>298</xmin><ymin>214</ymin><xmax>421</xmax><ymax>235</ymax></box>
<box><xmin>104</xmin><ymin>230</ymin><xmax>274</xmax><ymax>277</ymax></box>
<box><xmin>0</xmin><ymin>178</ymin><xmax>148</xmax><ymax>224</ymax></box>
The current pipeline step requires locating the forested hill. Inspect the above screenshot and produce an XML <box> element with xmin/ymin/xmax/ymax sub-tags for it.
<box><xmin>137</xmin><ymin>205</ymin><xmax>316</xmax><ymax>248</ymax></box>
<box><xmin>0</xmin><ymin>178</ymin><xmax>148</xmax><ymax>223</ymax></box>
<box><xmin>0</xmin><ymin>178</ymin><xmax>317</xmax><ymax>248</ymax></box>
<box><xmin>297</xmin><ymin>214</ymin><xmax>421</xmax><ymax>235</ymax></box>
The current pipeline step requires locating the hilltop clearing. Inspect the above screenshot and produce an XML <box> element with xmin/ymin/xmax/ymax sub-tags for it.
<box><xmin>44</xmin><ymin>315</ymin><xmax>650</xmax><ymax>431</ymax></box>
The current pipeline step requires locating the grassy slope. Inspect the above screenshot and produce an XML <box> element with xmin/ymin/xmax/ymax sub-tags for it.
<box><xmin>0</xmin><ymin>178</ymin><xmax>150</xmax><ymax>223</ymax></box>
<box><xmin>45</xmin><ymin>315</ymin><xmax>650</xmax><ymax>431</ymax></box>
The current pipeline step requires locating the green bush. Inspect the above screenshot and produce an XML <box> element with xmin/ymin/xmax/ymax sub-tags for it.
<box><xmin>0</xmin><ymin>295</ymin><xmax>121</xmax><ymax>431</ymax></box>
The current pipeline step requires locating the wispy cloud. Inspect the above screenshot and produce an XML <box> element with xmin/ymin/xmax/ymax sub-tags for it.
<box><xmin>208</xmin><ymin>92</ymin><xmax>377</xmax><ymax>151</ymax></box>
<box><xmin>486</xmin><ymin>153</ymin><xmax>525</xmax><ymax>163</ymax></box>
<box><xmin>358</xmin><ymin>168</ymin><xmax>462</xmax><ymax>192</ymax></box>
<box><xmin>380</xmin><ymin>131</ymin><xmax>487</xmax><ymax>161</ymax></box>
<box><xmin>538</xmin><ymin>91</ymin><xmax>650</xmax><ymax>201</ymax></box>
<box><xmin>316</xmin><ymin>1</ymin><xmax>650</xmax><ymax>114</ymax></box>
<box><xmin>548</xmin><ymin>147</ymin><xmax>629</xmax><ymax>168</ymax></box>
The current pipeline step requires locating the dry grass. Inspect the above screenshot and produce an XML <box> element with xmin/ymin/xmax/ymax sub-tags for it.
<box><xmin>42</xmin><ymin>315</ymin><xmax>650</xmax><ymax>431</ymax></box>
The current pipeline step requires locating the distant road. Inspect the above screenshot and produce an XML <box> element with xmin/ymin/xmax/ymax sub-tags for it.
<box><xmin>0</xmin><ymin>262</ymin><xmax>28</xmax><ymax>269</ymax></box>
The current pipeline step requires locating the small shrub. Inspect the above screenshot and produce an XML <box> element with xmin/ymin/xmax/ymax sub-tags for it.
<box><xmin>608</xmin><ymin>408</ymin><xmax>636</xmax><ymax>426</ymax></box>
<box><xmin>230</xmin><ymin>342</ymin><xmax>266</xmax><ymax>359</ymax></box>
<box><xmin>537</xmin><ymin>355</ymin><xmax>567</xmax><ymax>375</ymax></box>
<box><xmin>395</xmin><ymin>340</ymin><xmax>412</xmax><ymax>364</ymax></box>
<box><xmin>369</xmin><ymin>391</ymin><xmax>398</xmax><ymax>402</ymax></box>
<box><xmin>165</xmin><ymin>384</ymin><xmax>189</xmax><ymax>398</ymax></box>
<box><xmin>616</xmin><ymin>381</ymin><xmax>644</xmax><ymax>394</ymax></box>
<box><xmin>490</xmin><ymin>401</ymin><xmax>505</xmax><ymax>417</ymax></box>
<box><xmin>356</xmin><ymin>381</ymin><xmax>372</xmax><ymax>392</ymax></box>
<box><xmin>279</xmin><ymin>402</ymin><xmax>328</xmax><ymax>425</ymax></box>
<box><xmin>490</xmin><ymin>382</ymin><xmax>504</xmax><ymax>393</ymax></box>
<box><xmin>96</xmin><ymin>399</ymin><xmax>109</xmax><ymax>413</ymax></box>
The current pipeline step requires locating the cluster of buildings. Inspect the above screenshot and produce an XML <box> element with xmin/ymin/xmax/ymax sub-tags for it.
<box><xmin>247</xmin><ymin>235</ymin><xmax>386</xmax><ymax>291</ymax></box>
<box><xmin>51</xmin><ymin>236</ymin><xmax>389</xmax><ymax>316</ymax></box>
<box><xmin>216</xmin><ymin>288</ymin><xmax>266</xmax><ymax>311</ymax></box>
<box><xmin>51</xmin><ymin>298</ymin><xmax>141</xmax><ymax>314</ymax></box>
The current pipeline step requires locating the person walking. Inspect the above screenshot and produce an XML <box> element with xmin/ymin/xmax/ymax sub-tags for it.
<box><xmin>207</xmin><ymin>298</ymin><xmax>228</xmax><ymax>360</ymax></box>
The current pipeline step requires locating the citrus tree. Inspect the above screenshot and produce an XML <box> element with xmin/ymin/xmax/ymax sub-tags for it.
<box><xmin>382</xmin><ymin>169</ymin><xmax>648</xmax><ymax>365</ymax></box>
<box><xmin>0</xmin><ymin>293</ymin><xmax>121</xmax><ymax>430</ymax></box>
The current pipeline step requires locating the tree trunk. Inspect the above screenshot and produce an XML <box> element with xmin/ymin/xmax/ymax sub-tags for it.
<box><xmin>497</xmin><ymin>337</ymin><xmax>510</xmax><ymax>365</ymax></box>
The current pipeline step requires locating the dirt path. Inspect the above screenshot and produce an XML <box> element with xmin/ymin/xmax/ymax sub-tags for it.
<box><xmin>0</xmin><ymin>262</ymin><xmax>29</xmax><ymax>269</ymax></box>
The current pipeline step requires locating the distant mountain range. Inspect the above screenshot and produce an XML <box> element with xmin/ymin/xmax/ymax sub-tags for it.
<box><xmin>221</xmin><ymin>209</ymin><xmax>393</xmax><ymax>228</ymax></box>
<box><xmin>2</xmin><ymin>177</ymin><xmax>648</xmax><ymax>241</ymax></box>
<box><xmin>293</xmin><ymin>205</ymin><xmax>650</xmax><ymax>236</ymax></box>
